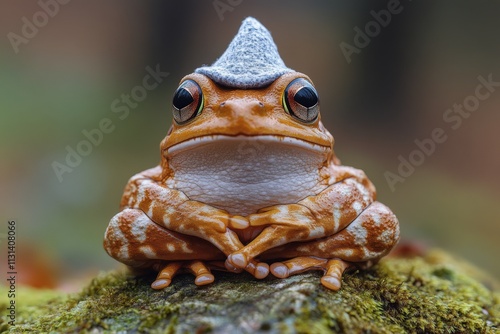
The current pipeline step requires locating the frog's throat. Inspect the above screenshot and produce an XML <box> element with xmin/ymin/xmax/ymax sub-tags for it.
<box><xmin>166</xmin><ymin>135</ymin><xmax>330</xmax><ymax>157</ymax></box>
<box><xmin>195</xmin><ymin>17</ymin><xmax>294</xmax><ymax>89</ymax></box>
<box><xmin>166</xmin><ymin>134</ymin><xmax>329</xmax><ymax>216</ymax></box>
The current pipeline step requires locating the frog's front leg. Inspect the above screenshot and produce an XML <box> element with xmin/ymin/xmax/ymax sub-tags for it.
<box><xmin>226</xmin><ymin>177</ymin><xmax>375</xmax><ymax>269</ymax></box>
<box><xmin>121</xmin><ymin>171</ymin><xmax>270</xmax><ymax>277</ymax></box>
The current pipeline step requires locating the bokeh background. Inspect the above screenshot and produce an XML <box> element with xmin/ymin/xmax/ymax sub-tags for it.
<box><xmin>1</xmin><ymin>0</ymin><xmax>499</xmax><ymax>289</ymax></box>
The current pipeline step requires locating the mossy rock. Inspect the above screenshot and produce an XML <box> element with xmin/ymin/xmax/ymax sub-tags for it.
<box><xmin>1</xmin><ymin>249</ymin><xmax>499</xmax><ymax>333</ymax></box>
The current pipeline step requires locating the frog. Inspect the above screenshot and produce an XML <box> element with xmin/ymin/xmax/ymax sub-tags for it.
<box><xmin>103</xmin><ymin>17</ymin><xmax>399</xmax><ymax>291</ymax></box>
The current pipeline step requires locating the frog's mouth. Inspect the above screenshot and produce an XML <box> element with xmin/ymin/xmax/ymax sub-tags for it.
<box><xmin>166</xmin><ymin>134</ymin><xmax>329</xmax><ymax>156</ymax></box>
<box><xmin>165</xmin><ymin>134</ymin><xmax>330</xmax><ymax>216</ymax></box>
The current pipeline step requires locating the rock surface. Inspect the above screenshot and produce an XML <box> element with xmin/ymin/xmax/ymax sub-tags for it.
<box><xmin>1</xmin><ymin>249</ymin><xmax>499</xmax><ymax>333</ymax></box>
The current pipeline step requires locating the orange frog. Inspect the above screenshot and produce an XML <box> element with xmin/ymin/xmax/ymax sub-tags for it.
<box><xmin>104</xmin><ymin>17</ymin><xmax>399</xmax><ymax>291</ymax></box>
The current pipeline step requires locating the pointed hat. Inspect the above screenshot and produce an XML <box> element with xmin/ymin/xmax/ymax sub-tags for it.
<box><xmin>195</xmin><ymin>17</ymin><xmax>293</xmax><ymax>89</ymax></box>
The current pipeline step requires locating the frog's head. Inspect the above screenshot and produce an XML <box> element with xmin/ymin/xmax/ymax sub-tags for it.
<box><xmin>160</xmin><ymin>18</ymin><xmax>336</xmax><ymax>181</ymax></box>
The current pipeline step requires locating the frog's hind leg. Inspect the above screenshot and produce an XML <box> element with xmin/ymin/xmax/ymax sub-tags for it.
<box><xmin>265</xmin><ymin>201</ymin><xmax>400</xmax><ymax>290</ymax></box>
<box><xmin>104</xmin><ymin>208</ymin><xmax>225</xmax><ymax>288</ymax></box>
<box><xmin>270</xmin><ymin>257</ymin><xmax>350</xmax><ymax>291</ymax></box>
<box><xmin>104</xmin><ymin>208</ymin><xmax>225</xmax><ymax>264</ymax></box>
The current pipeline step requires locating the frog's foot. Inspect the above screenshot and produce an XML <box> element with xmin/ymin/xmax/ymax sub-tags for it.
<box><xmin>224</xmin><ymin>257</ymin><xmax>269</xmax><ymax>279</ymax></box>
<box><xmin>151</xmin><ymin>260</ymin><xmax>215</xmax><ymax>289</ymax></box>
<box><xmin>270</xmin><ymin>257</ymin><xmax>351</xmax><ymax>291</ymax></box>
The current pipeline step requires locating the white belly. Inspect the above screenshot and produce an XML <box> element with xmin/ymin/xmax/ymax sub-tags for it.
<box><xmin>168</xmin><ymin>135</ymin><xmax>328</xmax><ymax>216</ymax></box>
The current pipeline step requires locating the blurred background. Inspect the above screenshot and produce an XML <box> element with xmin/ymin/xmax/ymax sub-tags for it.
<box><xmin>1</xmin><ymin>0</ymin><xmax>499</xmax><ymax>290</ymax></box>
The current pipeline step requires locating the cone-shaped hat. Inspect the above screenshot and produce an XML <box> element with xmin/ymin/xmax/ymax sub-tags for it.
<box><xmin>195</xmin><ymin>17</ymin><xmax>293</xmax><ymax>89</ymax></box>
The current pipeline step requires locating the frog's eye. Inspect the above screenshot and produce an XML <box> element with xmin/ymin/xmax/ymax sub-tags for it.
<box><xmin>172</xmin><ymin>80</ymin><xmax>203</xmax><ymax>124</ymax></box>
<box><xmin>282</xmin><ymin>78</ymin><xmax>319</xmax><ymax>123</ymax></box>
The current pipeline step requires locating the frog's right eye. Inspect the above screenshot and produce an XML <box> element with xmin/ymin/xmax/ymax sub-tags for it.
<box><xmin>282</xmin><ymin>78</ymin><xmax>319</xmax><ymax>123</ymax></box>
<box><xmin>172</xmin><ymin>80</ymin><xmax>203</xmax><ymax>124</ymax></box>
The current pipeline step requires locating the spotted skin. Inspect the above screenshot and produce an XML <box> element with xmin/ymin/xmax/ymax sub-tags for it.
<box><xmin>103</xmin><ymin>71</ymin><xmax>400</xmax><ymax>291</ymax></box>
<box><xmin>105</xmin><ymin>166</ymin><xmax>271</xmax><ymax>282</ymax></box>
<box><xmin>104</xmin><ymin>160</ymin><xmax>399</xmax><ymax>290</ymax></box>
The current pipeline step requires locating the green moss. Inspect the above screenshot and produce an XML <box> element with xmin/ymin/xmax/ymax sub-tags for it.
<box><xmin>1</xmin><ymin>249</ymin><xmax>499</xmax><ymax>333</ymax></box>
<box><xmin>0</xmin><ymin>286</ymin><xmax>65</xmax><ymax>333</ymax></box>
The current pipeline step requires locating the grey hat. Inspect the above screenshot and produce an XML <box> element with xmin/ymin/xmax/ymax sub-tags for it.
<box><xmin>195</xmin><ymin>17</ymin><xmax>294</xmax><ymax>89</ymax></box>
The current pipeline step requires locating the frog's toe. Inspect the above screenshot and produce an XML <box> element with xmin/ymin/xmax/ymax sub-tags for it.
<box><xmin>151</xmin><ymin>278</ymin><xmax>172</xmax><ymax>289</ymax></box>
<box><xmin>320</xmin><ymin>276</ymin><xmax>341</xmax><ymax>291</ymax></box>
<box><xmin>225</xmin><ymin>257</ymin><xmax>269</xmax><ymax>278</ymax></box>
<box><xmin>151</xmin><ymin>262</ymin><xmax>182</xmax><ymax>290</ymax></box>
<box><xmin>253</xmin><ymin>262</ymin><xmax>270</xmax><ymax>279</ymax></box>
<box><xmin>320</xmin><ymin>259</ymin><xmax>351</xmax><ymax>291</ymax></box>
<box><xmin>227</xmin><ymin>252</ymin><xmax>248</xmax><ymax>268</ymax></box>
<box><xmin>270</xmin><ymin>256</ymin><xmax>328</xmax><ymax>278</ymax></box>
<box><xmin>186</xmin><ymin>260</ymin><xmax>215</xmax><ymax>286</ymax></box>
<box><xmin>243</xmin><ymin>261</ymin><xmax>269</xmax><ymax>279</ymax></box>
<box><xmin>270</xmin><ymin>262</ymin><xmax>289</xmax><ymax>278</ymax></box>
<box><xmin>194</xmin><ymin>274</ymin><xmax>214</xmax><ymax>285</ymax></box>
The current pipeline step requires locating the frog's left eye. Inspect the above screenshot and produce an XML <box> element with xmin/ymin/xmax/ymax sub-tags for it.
<box><xmin>282</xmin><ymin>78</ymin><xmax>319</xmax><ymax>123</ymax></box>
<box><xmin>172</xmin><ymin>80</ymin><xmax>203</xmax><ymax>124</ymax></box>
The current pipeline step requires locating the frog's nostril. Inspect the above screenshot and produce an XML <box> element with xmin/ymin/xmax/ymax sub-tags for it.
<box><xmin>219</xmin><ymin>99</ymin><xmax>266</xmax><ymax>118</ymax></box>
